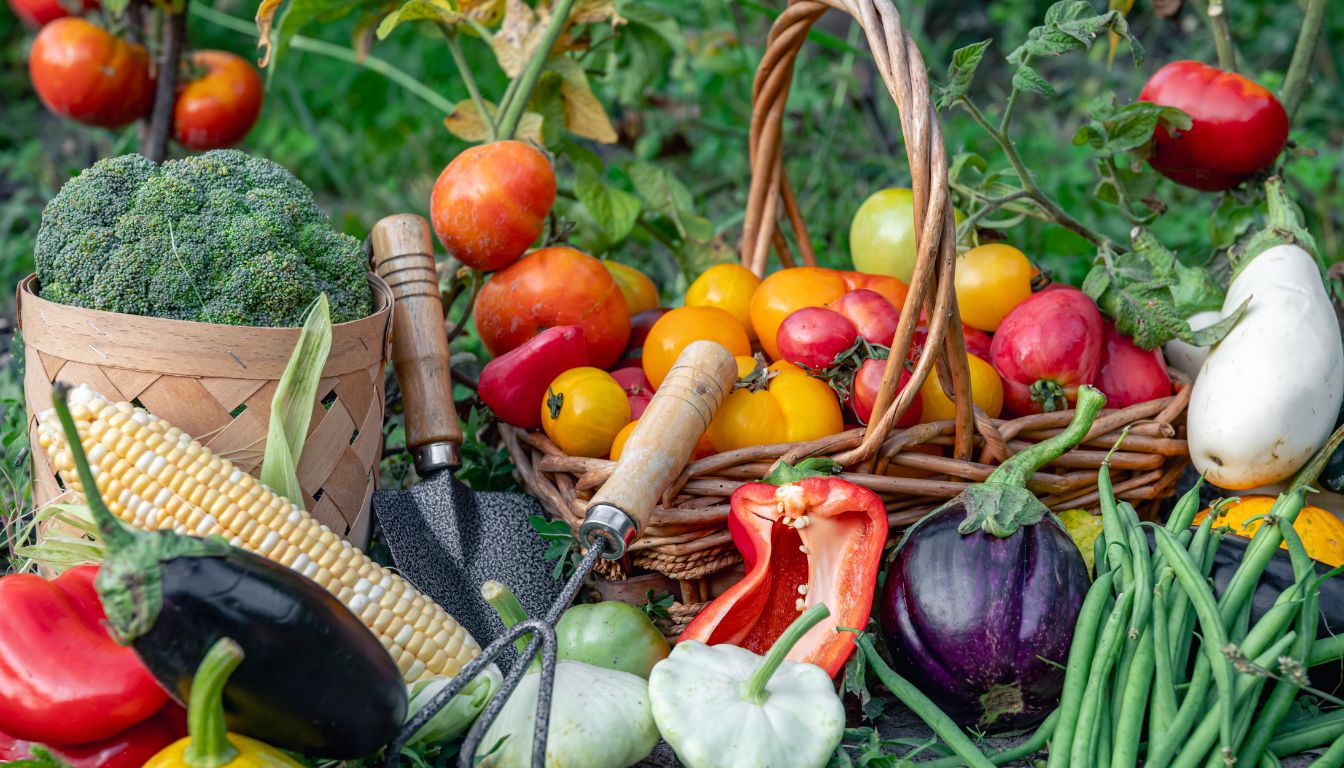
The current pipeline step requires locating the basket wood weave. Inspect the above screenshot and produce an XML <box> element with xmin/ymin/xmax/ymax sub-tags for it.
<box><xmin>19</xmin><ymin>274</ymin><xmax>394</xmax><ymax>545</ymax></box>
<box><xmin>502</xmin><ymin>0</ymin><xmax>1189</xmax><ymax>626</ymax></box>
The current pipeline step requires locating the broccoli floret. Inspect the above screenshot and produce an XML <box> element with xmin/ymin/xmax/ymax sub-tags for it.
<box><xmin>34</xmin><ymin>149</ymin><xmax>372</xmax><ymax>327</ymax></box>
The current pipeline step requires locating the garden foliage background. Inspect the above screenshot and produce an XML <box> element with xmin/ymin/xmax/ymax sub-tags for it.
<box><xmin>1</xmin><ymin>0</ymin><xmax>1341</xmax><ymax>567</ymax></box>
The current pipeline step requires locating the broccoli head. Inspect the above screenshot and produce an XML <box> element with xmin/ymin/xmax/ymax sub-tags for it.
<box><xmin>34</xmin><ymin>150</ymin><xmax>373</xmax><ymax>327</ymax></box>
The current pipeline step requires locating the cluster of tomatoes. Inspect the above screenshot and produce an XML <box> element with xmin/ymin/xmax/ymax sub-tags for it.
<box><xmin>15</xmin><ymin>0</ymin><xmax>263</xmax><ymax>151</ymax></box>
<box><xmin>431</xmin><ymin>141</ymin><xmax>1175</xmax><ymax>462</ymax></box>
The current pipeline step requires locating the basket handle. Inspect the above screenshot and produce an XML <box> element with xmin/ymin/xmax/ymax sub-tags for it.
<box><xmin>738</xmin><ymin>0</ymin><xmax>976</xmax><ymax>464</ymax></box>
<box><xmin>368</xmin><ymin>214</ymin><xmax>463</xmax><ymax>472</ymax></box>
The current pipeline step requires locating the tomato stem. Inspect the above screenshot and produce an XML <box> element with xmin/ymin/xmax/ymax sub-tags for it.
<box><xmin>140</xmin><ymin>2</ymin><xmax>187</xmax><ymax>163</ymax></box>
<box><xmin>1205</xmin><ymin>0</ymin><xmax>1239</xmax><ymax>73</ymax></box>
<box><xmin>496</xmin><ymin>0</ymin><xmax>579</xmax><ymax>140</ymax></box>
<box><xmin>1280</xmin><ymin>0</ymin><xmax>1327</xmax><ymax>120</ymax></box>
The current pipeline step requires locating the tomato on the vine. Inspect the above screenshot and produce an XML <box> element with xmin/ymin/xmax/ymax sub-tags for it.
<box><xmin>8</xmin><ymin>0</ymin><xmax>96</xmax><ymax>27</ymax></box>
<box><xmin>431</xmin><ymin>140</ymin><xmax>556</xmax><ymax>271</ymax></box>
<box><xmin>172</xmin><ymin>50</ymin><xmax>263</xmax><ymax>151</ymax></box>
<box><xmin>643</xmin><ymin>306</ymin><xmax>751</xmax><ymax>388</ymax></box>
<box><xmin>706</xmin><ymin>363</ymin><xmax>843</xmax><ymax>452</ymax></box>
<box><xmin>29</xmin><ymin>18</ymin><xmax>153</xmax><ymax>128</ymax></box>
<box><xmin>919</xmin><ymin>354</ymin><xmax>1004</xmax><ymax>422</ymax></box>
<box><xmin>749</xmin><ymin>267</ymin><xmax>847</xmax><ymax>360</ymax></box>
<box><xmin>954</xmin><ymin>243</ymin><xmax>1034</xmax><ymax>332</ymax></box>
<box><xmin>541</xmin><ymin>367</ymin><xmax>630</xmax><ymax>458</ymax></box>
<box><xmin>777</xmin><ymin>307</ymin><xmax>857</xmax><ymax>370</ymax></box>
<box><xmin>850</xmin><ymin>357</ymin><xmax>921</xmax><ymax>427</ymax></box>
<box><xmin>832</xmin><ymin>289</ymin><xmax>900</xmax><ymax>347</ymax></box>
<box><xmin>475</xmin><ymin>246</ymin><xmax>630</xmax><ymax>369</ymax></box>
<box><xmin>605</xmin><ymin>261</ymin><xmax>659</xmax><ymax>315</ymax></box>
<box><xmin>685</xmin><ymin>263</ymin><xmax>762</xmax><ymax>340</ymax></box>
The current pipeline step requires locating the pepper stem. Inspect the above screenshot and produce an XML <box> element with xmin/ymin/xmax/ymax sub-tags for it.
<box><xmin>51</xmin><ymin>383</ymin><xmax>135</xmax><ymax>551</ymax></box>
<box><xmin>987</xmin><ymin>386</ymin><xmax>1106</xmax><ymax>489</ymax></box>
<box><xmin>740</xmin><ymin>604</ymin><xmax>831</xmax><ymax>705</ymax></box>
<box><xmin>182</xmin><ymin>638</ymin><xmax>244</xmax><ymax>768</ymax></box>
<box><xmin>482</xmin><ymin>580</ymin><xmax>540</xmax><ymax>673</ymax></box>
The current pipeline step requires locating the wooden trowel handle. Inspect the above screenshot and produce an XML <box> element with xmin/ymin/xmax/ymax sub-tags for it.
<box><xmin>584</xmin><ymin>340</ymin><xmax>738</xmax><ymax>558</ymax></box>
<box><xmin>369</xmin><ymin>214</ymin><xmax>462</xmax><ymax>469</ymax></box>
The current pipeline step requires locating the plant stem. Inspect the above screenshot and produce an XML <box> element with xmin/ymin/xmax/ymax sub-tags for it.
<box><xmin>1207</xmin><ymin>0</ymin><xmax>1238</xmax><ymax>72</ymax></box>
<box><xmin>481</xmin><ymin>580</ymin><xmax>540</xmax><ymax>672</ymax></box>
<box><xmin>957</xmin><ymin>190</ymin><xmax>1032</xmax><ymax>242</ymax></box>
<box><xmin>190</xmin><ymin>4</ymin><xmax>457</xmax><ymax>116</ymax></box>
<box><xmin>1280</xmin><ymin>0</ymin><xmax>1327</xmax><ymax>120</ymax></box>
<box><xmin>141</xmin><ymin>3</ymin><xmax>187</xmax><ymax>163</ymax></box>
<box><xmin>441</xmin><ymin>25</ymin><xmax>495</xmax><ymax>140</ymax></box>
<box><xmin>496</xmin><ymin>0</ymin><xmax>577</xmax><ymax>139</ymax></box>
<box><xmin>740</xmin><ymin>604</ymin><xmax>829</xmax><ymax>704</ymax></box>
<box><xmin>997</xmin><ymin>53</ymin><xmax>1029</xmax><ymax>136</ymax></box>
<box><xmin>182</xmin><ymin>638</ymin><xmax>244</xmax><ymax>768</ymax></box>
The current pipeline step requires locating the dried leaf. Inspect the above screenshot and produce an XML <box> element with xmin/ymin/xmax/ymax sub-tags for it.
<box><xmin>1153</xmin><ymin>0</ymin><xmax>1184</xmax><ymax>19</ymax></box>
<box><xmin>462</xmin><ymin>0</ymin><xmax>502</xmax><ymax>24</ymax></box>
<box><xmin>568</xmin><ymin>0</ymin><xmax>622</xmax><ymax>25</ymax></box>
<box><xmin>490</xmin><ymin>0</ymin><xmax>547</xmax><ymax>77</ymax></box>
<box><xmin>377</xmin><ymin>0</ymin><xmax>463</xmax><ymax>40</ymax></box>
<box><xmin>549</xmin><ymin>57</ymin><xmax>617</xmax><ymax>143</ymax></box>
<box><xmin>256</xmin><ymin>0</ymin><xmax>285</xmax><ymax>66</ymax></box>
<box><xmin>442</xmin><ymin>99</ymin><xmax>543</xmax><ymax>143</ymax></box>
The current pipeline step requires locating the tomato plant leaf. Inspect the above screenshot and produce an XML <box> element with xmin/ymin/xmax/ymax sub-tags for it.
<box><xmin>257</xmin><ymin>0</ymin><xmax>385</xmax><ymax>70</ymax></box>
<box><xmin>1011</xmin><ymin>65</ymin><xmax>1056</xmax><ymax>98</ymax></box>
<box><xmin>549</xmin><ymin>56</ymin><xmax>619</xmax><ymax>143</ymax></box>
<box><xmin>575</xmin><ymin>164</ymin><xmax>641</xmax><ymax>243</ymax></box>
<box><xmin>936</xmin><ymin>39</ymin><xmax>991</xmax><ymax>110</ymax></box>
<box><xmin>491</xmin><ymin>0</ymin><xmax>547</xmax><ymax>77</ymax></box>
<box><xmin>443</xmin><ymin>99</ymin><xmax>543</xmax><ymax>143</ymax></box>
<box><xmin>376</xmin><ymin>0</ymin><xmax>463</xmax><ymax>40</ymax></box>
<box><xmin>529</xmin><ymin>70</ymin><xmax>566</xmax><ymax>146</ymax></box>
<box><xmin>1009</xmin><ymin>1</ymin><xmax>1143</xmax><ymax>68</ymax></box>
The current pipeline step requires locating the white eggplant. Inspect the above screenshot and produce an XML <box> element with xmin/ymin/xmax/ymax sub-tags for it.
<box><xmin>1164</xmin><ymin>310</ymin><xmax>1222</xmax><ymax>380</ymax></box>
<box><xmin>1188</xmin><ymin>182</ymin><xmax>1344</xmax><ymax>489</ymax></box>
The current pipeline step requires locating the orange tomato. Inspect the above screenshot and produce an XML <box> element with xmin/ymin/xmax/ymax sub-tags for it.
<box><xmin>706</xmin><ymin>362</ymin><xmax>843</xmax><ymax>452</ymax></box>
<box><xmin>686</xmin><ymin>264</ymin><xmax>763</xmax><ymax>340</ymax></box>
<box><xmin>605</xmin><ymin>261</ymin><xmax>660</xmax><ymax>315</ymax></box>
<box><xmin>954</xmin><ymin>244</ymin><xmax>1034</xmax><ymax>332</ymax></box>
<box><xmin>1193</xmin><ymin>496</ymin><xmax>1344</xmax><ymax>567</ymax></box>
<box><xmin>840</xmin><ymin>272</ymin><xmax>909</xmax><ymax>313</ymax></box>
<box><xmin>172</xmin><ymin>50</ymin><xmax>264</xmax><ymax>151</ymax></box>
<box><xmin>642</xmin><ymin>306</ymin><xmax>752</xmax><ymax>388</ymax></box>
<box><xmin>918</xmin><ymin>354</ymin><xmax>1004</xmax><ymax>422</ymax></box>
<box><xmin>610</xmin><ymin>420</ymin><xmax>639</xmax><ymax>461</ymax></box>
<box><xmin>749</xmin><ymin>267</ymin><xmax>847</xmax><ymax>360</ymax></box>
<box><xmin>540</xmin><ymin>367</ymin><xmax>630</xmax><ymax>458</ymax></box>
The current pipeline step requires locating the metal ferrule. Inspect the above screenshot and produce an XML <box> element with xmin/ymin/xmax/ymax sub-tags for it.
<box><xmin>579</xmin><ymin>504</ymin><xmax>637</xmax><ymax>560</ymax></box>
<box><xmin>412</xmin><ymin>442</ymin><xmax>461</xmax><ymax>476</ymax></box>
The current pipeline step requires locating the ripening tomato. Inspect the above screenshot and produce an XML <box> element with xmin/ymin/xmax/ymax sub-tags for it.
<box><xmin>750</xmin><ymin>267</ymin><xmax>847</xmax><ymax>360</ymax></box>
<box><xmin>954</xmin><ymin>244</ymin><xmax>1034</xmax><ymax>332</ymax></box>
<box><xmin>643</xmin><ymin>306</ymin><xmax>751</xmax><ymax>388</ymax></box>
<box><xmin>29</xmin><ymin>18</ymin><xmax>153</xmax><ymax>129</ymax></box>
<box><xmin>832</xmin><ymin>289</ymin><xmax>900</xmax><ymax>347</ymax></box>
<box><xmin>850</xmin><ymin>189</ymin><xmax>964</xmax><ymax>283</ymax></box>
<box><xmin>851</xmin><ymin>357</ymin><xmax>921</xmax><ymax>427</ymax></box>
<box><xmin>7</xmin><ymin>0</ymin><xmax>97</xmax><ymax>27</ymax></box>
<box><xmin>777</xmin><ymin>307</ymin><xmax>857</xmax><ymax>370</ymax></box>
<box><xmin>685</xmin><ymin>263</ymin><xmax>762</xmax><ymax>340</ymax></box>
<box><xmin>839</xmin><ymin>271</ymin><xmax>908</xmax><ymax>312</ymax></box>
<box><xmin>707</xmin><ymin>364</ymin><xmax>843</xmax><ymax>452</ymax></box>
<box><xmin>431</xmin><ymin>141</ymin><xmax>556</xmax><ymax>271</ymax></box>
<box><xmin>1096</xmin><ymin>322</ymin><xmax>1172</xmax><ymax>408</ymax></box>
<box><xmin>605</xmin><ymin>262</ymin><xmax>659</xmax><ymax>315</ymax></box>
<box><xmin>541</xmin><ymin>367</ymin><xmax>631</xmax><ymax>458</ymax></box>
<box><xmin>172</xmin><ymin>50</ymin><xmax>263</xmax><ymax>151</ymax></box>
<box><xmin>919</xmin><ymin>354</ymin><xmax>1004</xmax><ymax>422</ymax></box>
<box><xmin>475</xmin><ymin>246</ymin><xmax>630</xmax><ymax>369</ymax></box>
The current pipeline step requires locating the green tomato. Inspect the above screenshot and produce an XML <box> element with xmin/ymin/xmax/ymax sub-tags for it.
<box><xmin>556</xmin><ymin>601</ymin><xmax>670</xmax><ymax>678</ymax></box>
<box><xmin>849</xmin><ymin>188</ymin><xmax>964</xmax><ymax>283</ymax></box>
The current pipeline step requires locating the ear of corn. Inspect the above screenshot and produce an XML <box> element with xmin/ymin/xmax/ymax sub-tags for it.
<box><xmin>36</xmin><ymin>385</ymin><xmax>480</xmax><ymax>682</ymax></box>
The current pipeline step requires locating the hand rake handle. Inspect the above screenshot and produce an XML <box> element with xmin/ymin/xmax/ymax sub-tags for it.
<box><xmin>369</xmin><ymin>214</ymin><xmax>463</xmax><ymax>469</ymax></box>
<box><xmin>584</xmin><ymin>340</ymin><xmax>738</xmax><ymax>557</ymax></box>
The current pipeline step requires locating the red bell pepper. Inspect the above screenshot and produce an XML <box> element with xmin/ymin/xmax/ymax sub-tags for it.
<box><xmin>0</xmin><ymin>565</ymin><xmax>168</xmax><ymax>744</ymax></box>
<box><xmin>1096</xmin><ymin>321</ymin><xmax>1172</xmax><ymax>408</ymax></box>
<box><xmin>679</xmin><ymin>476</ymin><xmax>888</xmax><ymax>677</ymax></box>
<box><xmin>0</xmin><ymin>704</ymin><xmax>186</xmax><ymax>768</ymax></box>
<box><xmin>1139</xmin><ymin>61</ymin><xmax>1289</xmax><ymax>192</ymax></box>
<box><xmin>990</xmin><ymin>286</ymin><xmax>1103</xmax><ymax>415</ymax></box>
<box><xmin>478</xmin><ymin>325</ymin><xmax>589</xmax><ymax>428</ymax></box>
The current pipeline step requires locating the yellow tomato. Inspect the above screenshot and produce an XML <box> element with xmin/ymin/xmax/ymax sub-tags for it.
<box><xmin>748</xmin><ymin>267</ymin><xmax>847</xmax><ymax>360</ymax></box>
<box><xmin>541</xmin><ymin>367</ymin><xmax>631</xmax><ymax>457</ymax></box>
<box><xmin>685</xmin><ymin>264</ymin><xmax>762</xmax><ymax>340</ymax></box>
<box><xmin>918</xmin><ymin>355</ymin><xmax>1004</xmax><ymax>422</ymax></box>
<box><xmin>642</xmin><ymin>306</ymin><xmax>752</xmax><ymax>388</ymax></box>
<box><xmin>605</xmin><ymin>261</ymin><xmax>660</xmax><ymax>315</ymax></box>
<box><xmin>610</xmin><ymin>420</ymin><xmax>639</xmax><ymax>461</ymax></box>
<box><xmin>1193</xmin><ymin>496</ymin><xmax>1344</xmax><ymax>567</ymax></box>
<box><xmin>707</xmin><ymin>363</ymin><xmax>843</xmax><ymax>452</ymax></box>
<box><xmin>954</xmin><ymin>244</ymin><xmax>1035</xmax><ymax>332</ymax></box>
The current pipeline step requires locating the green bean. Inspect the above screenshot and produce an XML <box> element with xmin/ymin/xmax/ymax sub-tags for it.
<box><xmin>1148</xmin><ymin>524</ymin><xmax>1237</xmax><ymax>763</ymax></box>
<box><xmin>1071</xmin><ymin>589</ymin><xmax>1135</xmax><ymax>767</ymax></box>
<box><xmin>1111</xmin><ymin>634</ymin><xmax>1139</xmax><ymax>734</ymax></box>
<box><xmin>1095</xmin><ymin>685</ymin><xmax>1113</xmax><ymax>767</ymax></box>
<box><xmin>1166</xmin><ymin>474</ymin><xmax>1208</xmax><ymax>534</ymax></box>
<box><xmin>1112</xmin><ymin>624</ymin><xmax>1155</xmax><ymax>768</ymax></box>
<box><xmin>1219</xmin><ymin>490</ymin><xmax>1306</xmax><ymax>626</ymax></box>
<box><xmin>1261</xmin><ymin>753</ymin><xmax>1283</xmax><ymax>768</ymax></box>
<box><xmin>1269</xmin><ymin>710</ymin><xmax>1344</xmax><ymax>757</ymax></box>
<box><xmin>1310</xmin><ymin>635</ymin><xmax>1344</xmax><ymax>667</ymax></box>
<box><xmin>1170</xmin><ymin>514</ymin><xmax>1219</xmax><ymax>673</ymax></box>
<box><xmin>1310</xmin><ymin>730</ymin><xmax>1344</xmax><ymax>767</ymax></box>
<box><xmin>1048</xmin><ymin>571</ymin><xmax>1118</xmax><ymax>768</ymax></box>
<box><xmin>1150</xmin><ymin>569</ymin><xmax>1179</xmax><ymax>740</ymax></box>
<box><xmin>1095</xmin><ymin>532</ymin><xmax>1110</xmax><ymax>581</ymax></box>
<box><xmin>1098</xmin><ymin>452</ymin><xmax>1135</xmax><ymax>588</ymax></box>
<box><xmin>1125</xmin><ymin>502</ymin><xmax>1155</xmax><ymax>640</ymax></box>
<box><xmin>926</xmin><ymin>710</ymin><xmax>1060</xmax><ymax>768</ymax></box>
<box><xmin>1148</xmin><ymin>654</ymin><xmax>1213</xmax><ymax>767</ymax></box>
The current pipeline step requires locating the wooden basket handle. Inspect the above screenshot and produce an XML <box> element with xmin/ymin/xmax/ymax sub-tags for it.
<box><xmin>584</xmin><ymin>340</ymin><xmax>738</xmax><ymax>558</ymax></box>
<box><xmin>368</xmin><ymin>214</ymin><xmax>463</xmax><ymax>471</ymax></box>
<box><xmin>738</xmin><ymin>0</ymin><xmax>975</xmax><ymax>465</ymax></box>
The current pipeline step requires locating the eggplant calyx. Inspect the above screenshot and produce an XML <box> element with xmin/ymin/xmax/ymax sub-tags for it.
<box><xmin>50</xmin><ymin>382</ymin><xmax>230</xmax><ymax>645</ymax></box>
<box><xmin>954</xmin><ymin>484</ymin><xmax>1048</xmax><ymax>538</ymax></box>
<box><xmin>1233</xmin><ymin>176</ymin><xmax>1322</xmax><ymax>278</ymax></box>
<box><xmin>978</xmin><ymin>684</ymin><xmax>1025</xmax><ymax>728</ymax></box>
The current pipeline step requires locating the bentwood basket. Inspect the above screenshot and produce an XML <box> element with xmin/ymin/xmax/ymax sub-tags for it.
<box><xmin>502</xmin><ymin>0</ymin><xmax>1189</xmax><ymax>637</ymax></box>
<box><xmin>19</xmin><ymin>274</ymin><xmax>394</xmax><ymax>546</ymax></box>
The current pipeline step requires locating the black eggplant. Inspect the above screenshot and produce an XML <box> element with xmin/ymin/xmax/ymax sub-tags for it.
<box><xmin>51</xmin><ymin>383</ymin><xmax>407</xmax><ymax>759</ymax></box>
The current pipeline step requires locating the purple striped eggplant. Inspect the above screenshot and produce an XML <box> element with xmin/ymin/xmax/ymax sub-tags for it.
<box><xmin>878</xmin><ymin>386</ymin><xmax>1103</xmax><ymax>732</ymax></box>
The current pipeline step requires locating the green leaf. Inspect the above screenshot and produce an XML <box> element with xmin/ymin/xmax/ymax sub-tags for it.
<box><xmin>2</xmin><ymin>747</ymin><xmax>74</xmax><ymax>768</ymax></box>
<box><xmin>1009</xmin><ymin>1</ymin><xmax>1143</xmax><ymax>68</ymax></box>
<box><xmin>1183</xmin><ymin>300</ymin><xmax>1247</xmax><ymax>346</ymax></box>
<box><xmin>1011</xmin><ymin>65</ymin><xmax>1056</xmax><ymax>98</ymax></box>
<box><xmin>1209</xmin><ymin>195</ymin><xmax>1260</xmax><ymax>250</ymax></box>
<box><xmin>936</xmin><ymin>40</ymin><xmax>991</xmax><ymax>109</ymax></box>
<box><xmin>258</xmin><ymin>0</ymin><xmax>387</xmax><ymax>72</ymax></box>
<box><xmin>376</xmin><ymin>0</ymin><xmax>462</xmax><ymax>39</ymax></box>
<box><xmin>761</xmin><ymin>457</ymin><xmax>841</xmax><ymax>486</ymax></box>
<box><xmin>528</xmin><ymin>70</ymin><xmax>566</xmax><ymax>147</ymax></box>
<box><xmin>575</xmin><ymin>165</ymin><xmax>641</xmax><ymax>244</ymax></box>
<box><xmin>628</xmin><ymin>161</ymin><xmax>694</xmax><ymax>219</ymax></box>
<box><xmin>260</xmin><ymin>295</ymin><xmax>333</xmax><ymax>507</ymax></box>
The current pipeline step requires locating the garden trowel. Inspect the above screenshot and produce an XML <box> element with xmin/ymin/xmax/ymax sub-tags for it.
<box><xmin>367</xmin><ymin>214</ymin><xmax>561</xmax><ymax>647</ymax></box>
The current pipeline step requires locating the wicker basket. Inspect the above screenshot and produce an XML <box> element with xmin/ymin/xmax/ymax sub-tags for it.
<box><xmin>502</xmin><ymin>0</ymin><xmax>1189</xmax><ymax>624</ymax></box>
<box><xmin>19</xmin><ymin>274</ymin><xmax>394</xmax><ymax>546</ymax></box>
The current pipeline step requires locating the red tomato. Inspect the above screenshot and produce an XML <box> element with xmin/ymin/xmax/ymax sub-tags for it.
<box><xmin>851</xmin><ymin>357</ymin><xmax>921</xmax><ymax>427</ymax></box>
<box><xmin>611</xmin><ymin>367</ymin><xmax>653</xmax><ymax>419</ymax></box>
<box><xmin>1139</xmin><ymin>61</ymin><xmax>1289</xmax><ymax>191</ymax></box>
<box><xmin>840</xmin><ymin>271</ymin><xmax>909</xmax><ymax>311</ymax></box>
<box><xmin>29</xmin><ymin>18</ymin><xmax>153</xmax><ymax>128</ymax></box>
<box><xmin>1096</xmin><ymin>322</ymin><xmax>1172</xmax><ymax>408</ymax></box>
<box><xmin>990</xmin><ymin>287</ymin><xmax>1103</xmax><ymax>415</ymax></box>
<box><xmin>832</xmin><ymin>289</ymin><xmax>899</xmax><ymax>347</ymax></box>
<box><xmin>475</xmin><ymin>246</ymin><xmax>630</xmax><ymax>369</ymax></box>
<box><xmin>7</xmin><ymin>0</ymin><xmax>96</xmax><ymax>27</ymax></box>
<box><xmin>171</xmin><ymin>50</ymin><xmax>263</xmax><ymax>151</ymax></box>
<box><xmin>431</xmin><ymin>141</ymin><xmax>556</xmax><ymax>271</ymax></box>
<box><xmin>910</xmin><ymin>324</ymin><xmax>993</xmax><ymax>363</ymax></box>
<box><xmin>777</xmin><ymin>307</ymin><xmax>858</xmax><ymax>370</ymax></box>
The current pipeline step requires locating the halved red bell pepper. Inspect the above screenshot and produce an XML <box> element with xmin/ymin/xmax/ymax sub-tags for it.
<box><xmin>679</xmin><ymin>476</ymin><xmax>888</xmax><ymax>676</ymax></box>
<box><xmin>0</xmin><ymin>703</ymin><xmax>186</xmax><ymax>768</ymax></box>
<box><xmin>0</xmin><ymin>565</ymin><xmax>168</xmax><ymax>744</ymax></box>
